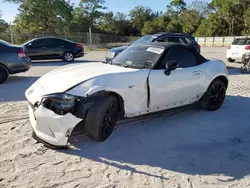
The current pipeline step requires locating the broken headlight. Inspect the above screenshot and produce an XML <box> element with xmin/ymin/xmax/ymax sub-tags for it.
<box><xmin>41</xmin><ymin>93</ymin><xmax>76</xmax><ymax>115</ymax></box>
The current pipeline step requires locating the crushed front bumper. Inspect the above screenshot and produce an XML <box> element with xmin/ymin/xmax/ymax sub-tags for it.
<box><xmin>28</xmin><ymin>104</ymin><xmax>82</xmax><ymax>148</ymax></box>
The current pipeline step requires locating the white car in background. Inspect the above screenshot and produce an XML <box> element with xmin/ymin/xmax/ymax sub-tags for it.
<box><xmin>226</xmin><ymin>38</ymin><xmax>250</xmax><ymax>62</ymax></box>
<box><xmin>25</xmin><ymin>43</ymin><xmax>229</xmax><ymax>148</ymax></box>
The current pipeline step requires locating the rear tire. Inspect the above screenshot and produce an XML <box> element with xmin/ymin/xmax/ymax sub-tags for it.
<box><xmin>0</xmin><ymin>65</ymin><xmax>9</xmax><ymax>84</ymax></box>
<box><xmin>85</xmin><ymin>95</ymin><xmax>119</xmax><ymax>142</ymax></box>
<box><xmin>199</xmin><ymin>79</ymin><xmax>226</xmax><ymax>111</ymax></box>
<box><xmin>227</xmin><ymin>58</ymin><xmax>235</xmax><ymax>62</ymax></box>
<box><xmin>63</xmin><ymin>52</ymin><xmax>74</xmax><ymax>62</ymax></box>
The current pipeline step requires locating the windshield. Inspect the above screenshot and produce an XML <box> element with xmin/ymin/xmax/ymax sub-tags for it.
<box><xmin>232</xmin><ymin>38</ymin><xmax>250</xmax><ymax>45</ymax></box>
<box><xmin>132</xmin><ymin>35</ymin><xmax>154</xmax><ymax>45</ymax></box>
<box><xmin>112</xmin><ymin>45</ymin><xmax>164</xmax><ymax>69</ymax></box>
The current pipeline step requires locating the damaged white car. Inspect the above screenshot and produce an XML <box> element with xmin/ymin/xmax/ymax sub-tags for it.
<box><xmin>25</xmin><ymin>43</ymin><xmax>229</xmax><ymax>148</ymax></box>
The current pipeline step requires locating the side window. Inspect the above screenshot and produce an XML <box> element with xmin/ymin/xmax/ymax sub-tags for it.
<box><xmin>155</xmin><ymin>36</ymin><xmax>168</xmax><ymax>42</ymax></box>
<box><xmin>32</xmin><ymin>39</ymin><xmax>44</xmax><ymax>46</ymax></box>
<box><xmin>184</xmin><ymin>38</ymin><xmax>194</xmax><ymax>44</ymax></box>
<box><xmin>167</xmin><ymin>37</ymin><xmax>181</xmax><ymax>43</ymax></box>
<box><xmin>156</xmin><ymin>37</ymin><xmax>185</xmax><ymax>44</ymax></box>
<box><xmin>43</xmin><ymin>39</ymin><xmax>54</xmax><ymax>46</ymax></box>
<box><xmin>52</xmin><ymin>39</ymin><xmax>64</xmax><ymax>46</ymax></box>
<box><xmin>165</xmin><ymin>46</ymin><xmax>197</xmax><ymax>68</ymax></box>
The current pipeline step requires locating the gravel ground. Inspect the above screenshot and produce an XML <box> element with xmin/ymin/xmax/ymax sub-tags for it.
<box><xmin>1</xmin><ymin>47</ymin><xmax>250</xmax><ymax>188</ymax></box>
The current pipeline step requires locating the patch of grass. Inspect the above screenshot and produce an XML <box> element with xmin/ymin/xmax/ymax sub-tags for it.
<box><xmin>84</xmin><ymin>47</ymin><xmax>108</xmax><ymax>52</ymax></box>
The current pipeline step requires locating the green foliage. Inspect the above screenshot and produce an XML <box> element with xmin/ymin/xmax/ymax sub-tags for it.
<box><xmin>179</xmin><ymin>10</ymin><xmax>202</xmax><ymax>34</ymax></box>
<box><xmin>79</xmin><ymin>0</ymin><xmax>107</xmax><ymax>25</ymax></box>
<box><xmin>3</xmin><ymin>0</ymin><xmax>250</xmax><ymax>40</ymax></box>
<box><xmin>188</xmin><ymin>0</ymin><xmax>209</xmax><ymax>18</ymax></box>
<box><xmin>129</xmin><ymin>6</ymin><xmax>153</xmax><ymax>35</ymax></box>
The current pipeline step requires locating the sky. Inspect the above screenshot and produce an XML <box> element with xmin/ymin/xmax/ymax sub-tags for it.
<box><xmin>0</xmin><ymin>0</ymin><xmax>210</xmax><ymax>23</ymax></box>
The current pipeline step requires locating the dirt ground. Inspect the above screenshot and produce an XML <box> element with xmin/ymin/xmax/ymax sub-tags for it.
<box><xmin>1</xmin><ymin>48</ymin><xmax>250</xmax><ymax>188</ymax></box>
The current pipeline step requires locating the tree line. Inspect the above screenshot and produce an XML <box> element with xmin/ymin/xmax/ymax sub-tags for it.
<box><xmin>1</xmin><ymin>0</ymin><xmax>250</xmax><ymax>43</ymax></box>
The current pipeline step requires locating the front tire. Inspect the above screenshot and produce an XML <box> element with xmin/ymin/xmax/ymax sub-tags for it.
<box><xmin>0</xmin><ymin>65</ymin><xmax>9</xmax><ymax>84</ymax></box>
<box><xmin>85</xmin><ymin>95</ymin><xmax>119</xmax><ymax>142</ymax></box>
<box><xmin>63</xmin><ymin>52</ymin><xmax>74</xmax><ymax>62</ymax></box>
<box><xmin>227</xmin><ymin>58</ymin><xmax>235</xmax><ymax>63</ymax></box>
<box><xmin>199</xmin><ymin>79</ymin><xmax>226</xmax><ymax>111</ymax></box>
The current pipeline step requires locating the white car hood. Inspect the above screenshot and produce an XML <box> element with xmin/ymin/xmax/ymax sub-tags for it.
<box><xmin>26</xmin><ymin>62</ymin><xmax>137</xmax><ymax>103</ymax></box>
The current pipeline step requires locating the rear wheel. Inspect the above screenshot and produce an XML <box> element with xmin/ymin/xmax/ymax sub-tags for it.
<box><xmin>227</xmin><ymin>58</ymin><xmax>235</xmax><ymax>62</ymax></box>
<box><xmin>199</xmin><ymin>79</ymin><xmax>226</xmax><ymax>111</ymax></box>
<box><xmin>85</xmin><ymin>95</ymin><xmax>119</xmax><ymax>142</ymax></box>
<box><xmin>0</xmin><ymin>65</ymin><xmax>9</xmax><ymax>84</ymax></box>
<box><xmin>63</xmin><ymin>52</ymin><xmax>74</xmax><ymax>62</ymax></box>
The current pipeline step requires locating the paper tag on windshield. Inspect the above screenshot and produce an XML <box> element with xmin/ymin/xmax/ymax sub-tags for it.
<box><xmin>146</xmin><ymin>47</ymin><xmax>164</xmax><ymax>54</ymax></box>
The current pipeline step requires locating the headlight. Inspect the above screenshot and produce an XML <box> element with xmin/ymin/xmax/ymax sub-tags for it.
<box><xmin>106</xmin><ymin>51</ymin><xmax>115</xmax><ymax>59</ymax></box>
<box><xmin>41</xmin><ymin>93</ymin><xmax>76</xmax><ymax>115</ymax></box>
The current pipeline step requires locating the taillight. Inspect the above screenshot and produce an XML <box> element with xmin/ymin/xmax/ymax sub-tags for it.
<box><xmin>198</xmin><ymin>44</ymin><xmax>201</xmax><ymax>49</ymax></box>
<box><xmin>76</xmin><ymin>44</ymin><xmax>83</xmax><ymax>48</ymax></box>
<box><xmin>18</xmin><ymin>50</ymin><xmax>26</xmax><ymax>58</ymax></box>
<box><xmin>245</xmin><ymin>46</ymin><xmax>250</xmax><ymax>50</ymax></box>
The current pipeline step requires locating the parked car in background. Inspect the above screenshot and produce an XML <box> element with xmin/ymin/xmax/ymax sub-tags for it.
<box><xmin>226</xmin><ymin>38</ymin><xmax>250</xmax><ymax>62</ymax></box>
<box><xmin>26</xmin><ymin>43</ymin><xmax>228</xmax><ymax>148</ymax></box>
<box><xmin>0</xmin><ymin>40</ymin><xmax>31</xmax><ymax>84</ymax></box>
<box><xmin>105</xmin><ymin>33</ymin><xmax>201</xmax><ymax>62</ymax></box>
<box><xmin>23</xmin><ymin>37</ymin><xmax>84</xmax><ymax>62</ymax></box>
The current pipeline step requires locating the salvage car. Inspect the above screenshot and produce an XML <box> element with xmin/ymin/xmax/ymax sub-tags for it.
<box><xmin>23</xmin><ymin>37</ymin><xmax>84</xmax><ymax>62</ymax></box>
<box><xmin>0</xmin><ymin>39</ymin><xmax>31</xmax><ymax>84</ymax></box>
<box><xmin>25</xmin><ymin>43</ymin><xmax>228</xmax><ymax>148</ymax></box>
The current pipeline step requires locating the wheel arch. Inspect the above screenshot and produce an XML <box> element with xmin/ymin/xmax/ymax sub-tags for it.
<box><xmin>74</xmin><ymin>90</ymin><xmax>125</xmax><ymax>121</ymax></box>
<box><xmin>213</xmin><ymin>75</ymin><xmax>229</xmax><ymax>88</ymax></box>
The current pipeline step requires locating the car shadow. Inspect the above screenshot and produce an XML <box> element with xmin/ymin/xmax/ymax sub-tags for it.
<box><xmin>31</xmin><ymin>59</ymin><xmax>100</xmax><ymax>67</ymax></box>
<box><xmin>0</xmin><ymin>76</ymin><xmax>40</xmax><ymax>102</ymax></box>
<box><xmin>60</xmin><ymin>95</ymin><xmax>250</xmax><ymax>181</ymax></box>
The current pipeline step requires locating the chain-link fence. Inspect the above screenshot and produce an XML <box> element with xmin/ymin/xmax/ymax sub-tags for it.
<box><xmin>2</xmin><ymin>31</ymin><xmax>139</xmax><ymax>49</ymax></box>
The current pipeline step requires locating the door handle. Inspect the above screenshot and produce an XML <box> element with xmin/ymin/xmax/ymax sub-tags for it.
<box><xmin>41</xmin><ymin>47</ymin><xmax>46</xmax><ymax>49</ymax></box>
<box><xmin>193</xmin><ymin>70</ymin><xmax>201</xmax><ymax>76</ymax></box>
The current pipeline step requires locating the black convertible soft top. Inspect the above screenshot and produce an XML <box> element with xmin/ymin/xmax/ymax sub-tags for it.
<box><xmin>144</xmin><ymin>42</ymin><xmax>208</xmax><ymax>65</ymax></box>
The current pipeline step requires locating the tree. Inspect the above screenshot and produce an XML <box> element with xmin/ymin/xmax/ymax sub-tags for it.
<box><xmin>79</xmin><ymin>0</ymin><xmax>107</xmax><ymax>26</ymax></box>
<box><xmin>166</xmin><ymin>0</ymin><xmax>186</xmax><ymax>16</ymax></box>
<box><xmin>188</xmin><ymin>0</ymin><xmax>209</xmax><ymax>18</ymax></box>
<box><xmin>97</xmin><ymin>11</ymin><xmax>115</xmax><ymax>33</ymax></box>
<box><xmin>142</xmin><ymin>18</ymin><xmax>163</xmax><ymax>35</ymax></box>
<box><xmin>11</xmin><ymin>0</ymin><xmax>73</xmax><ymax>44</ymax></box>
<box><xmin>0</xmin><ymin>10</ymin><xmax>10</xmax><ymax>42</ymax></box>
<box><xmin>179</xmin><ymin>10</ymin><xmax>202</xmax><ymax>34</ymax></box>
<box><xmin>129</xmin><ymin>6</ymin><xmax>153</xmax><ymax>35</ymax></box>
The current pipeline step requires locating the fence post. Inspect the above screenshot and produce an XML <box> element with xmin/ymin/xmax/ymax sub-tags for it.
<box><xmin>204</xmin><ymin>37</ymin><xmax>206</xmax><ymax>47</ymax></box>
<box><xmin>89</xmin><ymin>26</ymin><xmax>92</xmax><ymax>50</ymax></box>
<box><xmin>9</xmin><ymin>22</ymin><xmax>14</xmax><ymax>44</ymax></box>
<box><xmin>222</xmin><ymin>36</ymin><xmax>225</xmax><ymax>47</ymax></box>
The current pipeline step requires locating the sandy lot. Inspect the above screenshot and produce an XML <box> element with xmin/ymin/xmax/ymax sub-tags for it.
<box><xmin>1</xmin><ymin>48</ymin><xmax>250</xmax><ymax>188</ymax></box>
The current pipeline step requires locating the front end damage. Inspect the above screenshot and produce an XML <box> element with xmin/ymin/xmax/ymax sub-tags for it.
<box><xmin>26</xmin><ymin>85</ymin><xmax>121</xmax><ymax>148</ymax></box>
<box><xmin>29</xmin><ymin>104</ymin><xmax>82</xmax><ymax>148</ymax></box>
<box><xmin>27</xmin><ymin>92</ymin><xmax>88</xmax><ymax>148</ymax></box>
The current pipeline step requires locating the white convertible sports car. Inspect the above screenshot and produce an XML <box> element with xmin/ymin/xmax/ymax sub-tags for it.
<box><xmin>25</xmin><ymin>43</ymin><xmax>229</xmax><ymax>148</ymax></box>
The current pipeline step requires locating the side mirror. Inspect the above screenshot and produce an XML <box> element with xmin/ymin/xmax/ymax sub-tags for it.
<box><xmin>164</xmin><ymin>60</ymin><xmax>179</xmax><ymax>76</ymax></box>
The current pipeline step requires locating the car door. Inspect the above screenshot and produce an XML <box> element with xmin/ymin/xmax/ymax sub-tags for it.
<box><xmin>148</xmin><ymin>46</ymin><xmax>206</xmax><ymax>110</ymax></box>
<box><xmin>26</xmin><ymin>39</ymin><xmax>46</xmax><ymax>59</ymax></box>
<box><xmin>43</xmin><ymin>39</ymin><xmax>65</xmax><ymax>58</ymax></box>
